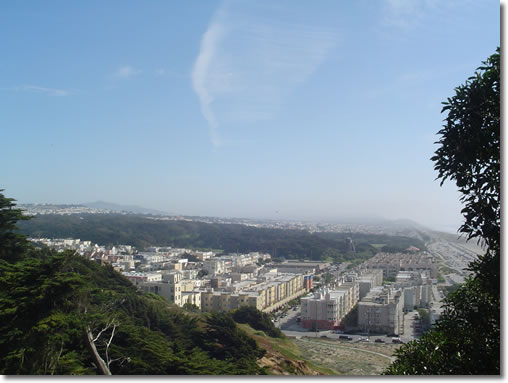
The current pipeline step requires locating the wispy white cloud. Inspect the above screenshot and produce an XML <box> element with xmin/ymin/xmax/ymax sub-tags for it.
<box><xmin>15</xmin><ymin>85</ymin><xmax>72</xmax><ymax>96</ymax></box>
<box><xmin>114</xmin><ymin>65</ymin><xmax>141</xmax><ymax>79</ymax></box>
<box><xmin>191</xmin><ymin>1</ymin><xmax>339</xmax><ymax>147</ymax></box>
<box><xmin>382</xmin><ymin>0</ymin><xmax>480</xmax><ymax>30</ymax></box>
<box><xmin>192</xmin><ymin>22</ymin><xmax>225</xmax><ymax>147</ymax></box>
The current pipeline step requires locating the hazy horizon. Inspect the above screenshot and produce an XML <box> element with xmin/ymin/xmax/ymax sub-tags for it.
<box><xmin>17</xmin><ymin>197</ymin><xmax>464</xmax><ymax>234</ymax></box>
<box><xmin>1</xmin><ymin>1</ymin><xmax>499</xmax><ymax>235</ymax></box>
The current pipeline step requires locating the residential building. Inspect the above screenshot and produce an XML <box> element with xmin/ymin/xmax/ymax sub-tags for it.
<box><xmin>363</xmin><ymin>252</ymin><xmax>436</xmax><ymax>279</ymax></box>
<box><xmin>357</xmin><ymin>286</ymin><xmax>405</xmax><ymax>335</ymax></box>
<box><xmin>300</xmin><ymin>289</ymin><xmax>348</xmax><ymax>330</ymax></box>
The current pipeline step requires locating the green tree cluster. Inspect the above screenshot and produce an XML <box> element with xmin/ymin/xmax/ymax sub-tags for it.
<box><xmin>386</xmin><ymin>49</ymin><xmax>500</xmax><ymax>375</ymax></box>
<box><xmin>232</xmin><ymin>306</ymin><xmax>284</xmax><ymax>339</ymax></box>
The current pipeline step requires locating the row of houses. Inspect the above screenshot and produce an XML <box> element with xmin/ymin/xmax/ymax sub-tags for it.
<box><xmin>362</xmin><ymin>252</ymin><xmax>436</xmax><ymax>278</ymax></box>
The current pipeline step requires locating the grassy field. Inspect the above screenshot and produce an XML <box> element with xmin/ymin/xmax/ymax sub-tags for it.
<box><xmin>238</xmin><ymin>324</ymin><xmax>402</xmax><ymax>375</ymax></box>
<box><xmin>293</xmin><ymin>337</ymin><xmax>401</xmax><ymax>375</ymax></box>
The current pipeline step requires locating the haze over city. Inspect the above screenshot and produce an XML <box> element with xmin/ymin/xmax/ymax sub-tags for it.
<box><xmin>1</xmin><ymin>0</ymin><xmax>499</xmax><ymax>232</ymax></box>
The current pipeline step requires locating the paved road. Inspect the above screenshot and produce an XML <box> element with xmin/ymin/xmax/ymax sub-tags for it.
<box><xmin>281</xmin><ymin>327</ymin><xmax>411</xmax><ymax>344</ymax></box>
<box><xmin>402</xmin><ymin>311</ymin><xmax>419</xmax><ymax>339</ymax></box>
<box><xmin>427</xmin><ymin>239</ymin><xmax>477</xmax><ymax>277</ymax></box>
<box><xmin>278</xmin><ymin>301</ymin><xmax>415</xmax><ymax>344</ymax></box>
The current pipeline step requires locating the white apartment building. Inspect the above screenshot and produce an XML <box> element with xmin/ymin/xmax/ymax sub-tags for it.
<box><xmin>301</xmin><ymin>289</ymin><xmax>346</xmax><ymax>330</ymax></box>
<box><xmin>357</xmin><ymin>286</ymin><xmax>405</xmax><ymax>335</ymax></box>
<box><xmin>334</xmin><ymin>281</ymin><xmax>359</xmax><ymax>313</ymax></box>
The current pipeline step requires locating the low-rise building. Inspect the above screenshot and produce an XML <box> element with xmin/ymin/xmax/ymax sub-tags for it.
<box><xmin>265</xmin><ymin>260</ymin><xmax>330</xmax><ymax>274</ymax></box>
<box><xmin>363</xmin><ymin>252</ymin><xmax>436</xmax><ymax>279</ymax></box>
<box><xmin>122</xmin><ymin>272</ymin><xmax>162</xmax><ymax>286</ymax></box>
<box><xmin>200</xmin><ymin>289</ymin><xmax>264</xmax><ymax>312</ymax></box>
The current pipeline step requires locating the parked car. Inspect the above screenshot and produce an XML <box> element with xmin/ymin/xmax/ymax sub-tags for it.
<box><xmin>339</xmin><ymin>335</ymin><xmax>353</xmax><ymax>341</ymax></box>
<box><xmin>374</xmin><ymin>339</ymin><xmax>385</xmax><ymax>343</ymax></box>
<box><xmin>392</xmin><ymin>337</ymin><xmax>403</xmax><ymax>344</ymax></box>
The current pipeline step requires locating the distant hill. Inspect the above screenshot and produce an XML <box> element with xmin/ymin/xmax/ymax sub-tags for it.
<box><xmin>82</xmin><ymin>201</ymin><xmax>170</xmax><ymax>216</ymax></box>
<box><xmin>17</xmin><ymin>213</ymin><xmax>427</xmax><ymax>262</ymax></box>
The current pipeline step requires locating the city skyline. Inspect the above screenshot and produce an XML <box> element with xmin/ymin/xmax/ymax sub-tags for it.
<box><xmin>1</xmin><ymin>1</ymin><xmax>500</xmax><ymax>233</ymax></box>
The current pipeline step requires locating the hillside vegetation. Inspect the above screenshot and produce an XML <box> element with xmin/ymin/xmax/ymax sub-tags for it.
<box><xmin>0</xmin><ymin>248</ymin><xmax>271</xmax><ymax>374</ymax></box>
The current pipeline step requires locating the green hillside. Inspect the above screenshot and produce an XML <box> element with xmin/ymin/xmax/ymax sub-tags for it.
<box><xmin>0</xmin><ymin>248</ymin><xmax>271</xmax><ymax>374</ymax></box>
<box><xmin>17</xmin><ymin>214</ymin><xmax>427</xmax><ymax>263</ymax></box>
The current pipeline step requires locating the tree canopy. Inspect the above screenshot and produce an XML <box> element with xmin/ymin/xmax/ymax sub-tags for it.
<box><xmin>0</xmin><ymin>190</ymin><xmax>31</xmax><ymax>263</ymax></box>
<box><xmin>385</xmin><ymin>49</ymin><xmax>500</xmax><ymax>375</ymax></box>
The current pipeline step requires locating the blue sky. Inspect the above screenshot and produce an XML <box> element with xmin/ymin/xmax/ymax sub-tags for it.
<box><xmin>0</xmin><ymin>0</ymin><xmax>499</xmax><ymax>231</ymax></box>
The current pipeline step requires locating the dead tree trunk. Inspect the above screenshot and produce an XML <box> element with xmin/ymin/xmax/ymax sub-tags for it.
<box><xmin>86</xmin><ymin>326</ymin><xmax>112</xmax><ymax>375</ymax></box>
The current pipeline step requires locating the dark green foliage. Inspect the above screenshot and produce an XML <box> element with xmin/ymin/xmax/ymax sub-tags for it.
<box><xmin>416</xmin><ymin>309</ymin><xmax>431</xmax><ymax>331</ymax></box>
<box><xmin>0</xmin><ymin>190</ymin><xmax>32</xmax><ymax>263</ymax></box>
<box><xmin>386</xmin><ymin>49</ymin><xmax>500</xmax><ymax>375</ymax></box>
<box><xmin>18</xmin><ymin>213</ymin><xmax>425</xmax><ymax>261</ymax></box>
<box><xmin>197</xmin><ymin>312</ymin><xmax>266</xmax><ymax>374</ymax></box>
<box><xmin>232</xmin><ymin>306</ymin><xmax>284</xmax><ymax>338</ymax></box>
<box><xmin>431</xmin><ymin>49</ymin><xmax>500</xmax><ymax>255</ymax></box>
<box><xmin>0</xmin><ymin>249</ymin><xmax>268</xmax><ymax>375</ymax></box>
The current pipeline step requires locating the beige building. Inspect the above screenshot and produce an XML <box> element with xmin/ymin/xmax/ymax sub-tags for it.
<box><xmin>266</xmin><ymin>260</ymin><xmax>330</xmax><ymax>274</ymax></box>
<box><xmin>356</xmin><ymin>270</ymin><xmax>384</xmax><ymax>299</ymax></box>
<box><xmin>203</xmin><ymin>259</ymin><xmax>226</xmax><ymax>276</ymax></box>
<box><xmin>363</xmin><ymin>252</ymin><xmax>436</xmax><ymax>279</ymax></box>
<box><xmin>357</xmin><ymin>286</ymin><xmax>405</xmax><ymax>335</ymax></box>
<box><xmin>301</xmin><ymin>289</ymin><xmax>348</xmax><ymax>330</ymax></box>
<box><xmin>122</xmin><ymin>272</ymin><xmax>162</xmax><ymax>285</ymax></box>
<box><xmin>181</xmin><ymin>291</ymin><xmax>201</xmax><ymax>308</ymax></box>
<box><xmin>300</xmin><ymin>280</ymin><xmax>362</xmax><ymax>330</ymax></box>
<box><xmin>334</xmin><ymin>281</ymin><xmax>359</xmax><ymax>313</ymax></box>
<box><xmin>200</xmin><ymin>290</ymin><xmax>264</xmax><ymax>312</ymax></box>
<box><xmin>200</xmin><ymin>273</ymin><xmax>305</xmax><ymax>313</ymax></box>
<box><xmin>136</xmin><ymin>272</ymin><xmax>200</xmax><ymax>308</ymax></box>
